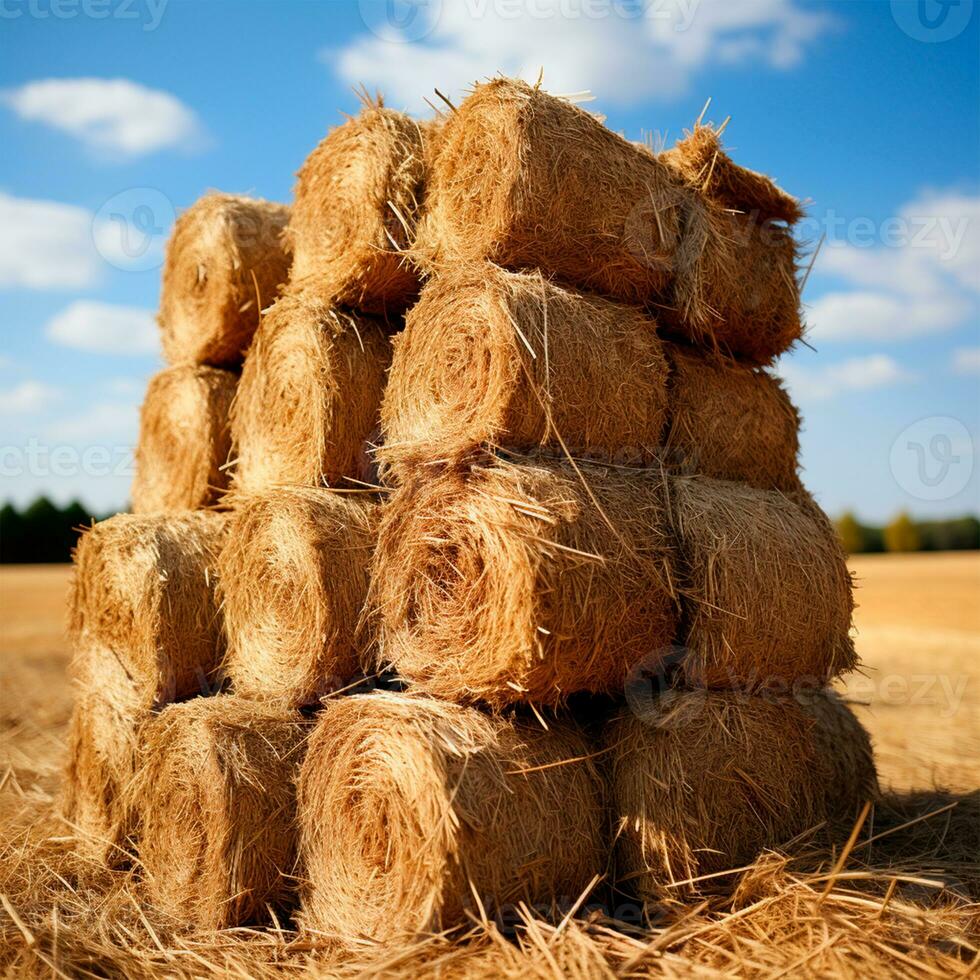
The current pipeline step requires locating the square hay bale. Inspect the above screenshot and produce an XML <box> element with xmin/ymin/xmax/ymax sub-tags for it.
<box><xmin>297</xmin><ymin>691</ymin><xmax>605</xmax><ymax>943</ymax></box>
<box><xmin>287</xmin><ymin>101</ymin><xmax>435</xmax><ymax>314</ymax></box>
<box><xmin>379</xmin><ymin>264</ymin><xmax>669</xmax><ymax>479</ymax></box>
<box><xmin>663</xmin><ymin>344</ymin><xmax>800</xmax><ymax>491</ymax></box>
<box><xmin>159</xmin><ymin>193</ymin><xmax>291</xmax><ymax>367</ymax></box>
<box><xmin>132</xmin><ymin>696</ymin><xmax>307</xmax><ymax>930</ymax></box>
<box><xmin>131</xmin><ymin>364</ymin><xmax>237</xmax><ymax>513</ymax></box>
<box><xmin>670</xmin><ymin>477</ymin><xmax>857</xmax><ymax>690</ymax></box>
<box><xmin>230</xmin><ymin>282</ymin><xmax>392</xmax><ymax>493</ymax></box>
<box><xmin>605</xmin><ymin>688</ymin><xmax>878</xmax><ymax>902</ymax></box>
<box><xmin>69</xmin><ymin>512</ymin><xmax>227</xmax><ymax>706</ymax></box>
<box><xmin>218</xmin><ymin>487</ymin><xmax>378</xmax><ymax>707</ymax></box>
<box><xmin>415</xmin><ymin>77</ymin><xmax>802</xmax><ymax>365</ymax></box>
<box><xmin>373</xmin><ymin>454</ymin><xmax>678</xmax><ymax>709</ymax></box>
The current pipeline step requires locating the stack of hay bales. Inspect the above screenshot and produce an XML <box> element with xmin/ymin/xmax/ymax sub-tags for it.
<box><xmin>61</xmin><ymin>77</ymin><xmax>878</xmax><ymax>941</ymax></box>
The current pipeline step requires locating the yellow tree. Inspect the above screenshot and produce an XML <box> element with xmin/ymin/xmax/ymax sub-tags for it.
<box><xmin>836</xmin><ymin>512</ymin><xmax>865</xmax><ymax>554</ymax></box>
<box><xmin>884</xmin><ymin>511</ymin><xmax>921</xmax><ymax>553</ymax></box>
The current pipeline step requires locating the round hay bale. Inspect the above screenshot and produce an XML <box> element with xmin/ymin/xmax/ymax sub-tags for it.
<box><xmin>131</xmin><ymin>364</ymin><xmax>237</xmax><ymax>513</ymax></box>
<box><xmin>297</xmin><ymin>691</ymin><xmax>605</xmax><ymax>942</ymax></box>
<box><xmin>69</xmin><ymin>512</ymin><xmax>227</xmax><ymax>706</ymax></box>
<box><xmin>159</xmin><ymin>193</ymin><xmax>291</xmax><ymax>367</ymax></box>
<box><xmin>134</xmin><ymin>696</ymin><xmax>307</xmax><ymax>930</ymax></box>
<box><xmin>663</xmin><ymin>344</ymin><xmax>800</xmax><ymax>491</ymax></box>
<box><xmin>373</xmin><ymin>454</ymin><xmax>678</xmax><ymax>708</ymax></box>
<box><xmin>218</xmin><ymin>487</ymin><xmax>378</xmax><ymax>707</ymax></box>
<box><xmin>605</xmin><ymin>688</ymin><xmax>878</xmax><ymax>901</ymax></box>
<box><xmin>669</xmin><ymin>477</ymin><xmax>857</xmax><ymax>689</ymax></box>
<box><xmin>288</xmin><ymin>102</ymin><xmax>433</xmax><ymax>314</ymax></box>
<box><xmin>379</xmin><ymin>264</ymin><xmax>669</xmax><ymax>479</ymax></box>
<box><xmin>230</xmin><ymin>282</ymin><xmax>391</xmax><ymax>493</ymax></box>
<box><xmin>415</xmin><ymin>78</ymin><xmax>683</xmax><ymax>308</ymax></box>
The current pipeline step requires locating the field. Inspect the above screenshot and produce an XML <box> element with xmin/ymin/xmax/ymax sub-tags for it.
<box><xmin>1</xmin><ymin>554</ymin><xmax>978</xmax><ymax>976</ymax></box>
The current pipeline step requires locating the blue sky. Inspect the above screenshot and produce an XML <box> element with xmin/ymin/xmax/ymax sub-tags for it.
<box><xmin>0</xmin><ymin>0</ymin><xmax>977</xmax><ymax>522</ymax></box>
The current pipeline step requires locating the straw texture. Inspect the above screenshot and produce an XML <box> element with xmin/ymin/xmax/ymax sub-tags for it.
<box><xmin>297</xmin><ymin>691</ymin><xmax>605</xmax><ymax>943</ymax></box>
<box><xmin>218</xmin><ymin>487</ymin><xmax>378</xmax><ymax>707</ymax></box>
<box><xmin>131</xmin><ymin>364</ymin><xmax>237</xmax><ymax>513</ymax></box>
<box><xmin>230</xmin><ymin>282</ymin><xmax>391</xmax><ymax>493</ymax></box>
<box><xmin>159</xmin><ymin>193</ymin><xmax>291</xmax><ymax>367</ymax></box>
<box><xmin>373</xmin><ymin>454</ymin><xmax>678</xmax><ymax>708</ymax></box>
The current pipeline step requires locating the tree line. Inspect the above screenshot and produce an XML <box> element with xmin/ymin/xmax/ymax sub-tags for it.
<box><xmin>835</xmin><ymin>511</ymin><xmax>980</xmax><ymax>554</ymax></box>
<box><xmin>1</xmin><ymin>497</ymin><xmax>107</xmax><ymax>564</ymax></box>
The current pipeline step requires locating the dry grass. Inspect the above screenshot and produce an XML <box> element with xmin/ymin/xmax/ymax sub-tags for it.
<box><xmin>1</xmin><ymin>556</ymin><xmax>977</xmax><ymax>977</ymax></box>
<box><xmin>131</xmin><ymin>364</ymin><xmax>237</xmax><ymax>513</ymax></box>
<box><xmin>158</xmin><ymin>193</ymin><xmax>291</xmax><ymax>367</ymax></box>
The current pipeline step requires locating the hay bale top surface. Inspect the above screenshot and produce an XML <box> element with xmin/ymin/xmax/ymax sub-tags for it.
<box><xmin>159</xmin><ymin>192</ymin><xmax>291</xmax><ymax>367</ymax></box>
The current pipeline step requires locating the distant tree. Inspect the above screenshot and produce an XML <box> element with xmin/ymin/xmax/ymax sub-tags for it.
<box><xmin>884</xmin><ymin>511</ymin><xmax>922</xmax><ymax>553</ymax></box>
<box><xmin>835</xmin><ymin>511</ymin><xmax>866</xmax><ymax>554</ymax></box>
<box><xmin>916</xmin><ymin>516</ymin><xmax>980</xmax><ymax>552</ymax></box>
<box><xmin>0</xmin><ymin>504</ymin><xmax>28</xmax><ymax>562</ymax></box>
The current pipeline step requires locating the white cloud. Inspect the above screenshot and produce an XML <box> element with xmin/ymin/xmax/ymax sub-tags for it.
<box><xmin>329</xmin><ymin>0</ymin><xmax>834</xmax><ymax>111</ymax></box>
<box><xmin>779</xmin><ymin>354</ymin><xmax>913</xmax><ymax>401</ymax></box>
<box><xmin>952</xmin><ymin>346</ymin><xmax>980</xmax><ymax>376</ymax></box>
<box><xmin>45</xmin><ymin>301</ymin><xmax>159</xmax><ymax>356</ymax></box>
<box><xmin>0</xmin><ymin>380</ymin><xmax>61</xmax><ymax>415</ymax></box>
<box><xmin>807</xmin><ymin>191</ymin><xmax>980</xmax><ymax>343</ymax></box>
<box><xmin>1</xmin><ymin>78</ymin><xmax>204</xmax><ymax>156</ymax></box>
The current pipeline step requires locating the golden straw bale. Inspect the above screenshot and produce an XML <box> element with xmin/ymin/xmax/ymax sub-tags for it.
<box><xmin>670</xmin><ymin>477</ymin><xmax>857</xmax><ymax>689</ymax></box>
<box><xmin>218</xmin><ymin>487</ymin><xmax>378</xmax><ymax>707</ymax></box>
<box><xmin>379</xmin><ymin>264</ymin><xmax>669</xmax><ymax>478</ymax></box>
<box><xmin>130</xmin><ymin>364</ymin><xmax>237</xmax><ymax>513</ymax></box>
<box><xmin>663</xmin><ymin>344</ymin><xmax>800</xmax><ymax>490</ymax></box>
<box><xmin>69</xmin><ymin>512</ymin><xmax>227</xmax><ymax>706</ymax></box>
<box><xmin>288</xmin><ymin>102</ymin><xmax>434</xmax><ymax>314</ymax></box>
<box><xmin>373</xmin><ymin>454</ymin><xmax>678</xmax><ymax>708</ymax></box>
<box><xmin>605</xmin><ymin>688</ymin><xmax>878</xmax><ymax>901</ymax></box>
<box><xmin>416</xmin><ymin>78</ymin><xmax>802</xmax><ymax>364</ymax></box>
<box><xmin>159</xmin><ymin>193</ymin><xmax>291</xmax><ymax>367</ymax></box>
<box><xmin>133</xmin><ymin>696</ymin><xmax>307</xmax><ymax>930</ymax></box>
<box><xmin>297</xmin><ymin>691</ymin><xmax>605</xmax><ymax>943</ymax></box>
<box><xmin>230</xmin><ymin>282</ymin><xmax>391</xmax><ymax>493</ymax></box>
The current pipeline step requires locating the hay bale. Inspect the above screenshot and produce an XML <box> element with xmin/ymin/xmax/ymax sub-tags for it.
<box><xmin>416</xmin><ymin>78</ymin><xmax>802</xmax><ymax>364</ymax></box>
<box><xmin>663</xmin><ymin>344</ymin><xmax>800</xmax><ymax>490</ymax></box>
<box><xmin>373</xmin><ymin>454</ymin><xmax>678</xmax><ymax>708</ymax></box>
<box><xmin>297</xmin><ymin>691</ymin><xmax>605</xmax><ymax>942</ymax></box>
<box><xmin>69</xmin><ymin>512</ymin><xmax>227</xmax><ymax>706</ymax></box>
<box><xmin>159</xmin><ymin>193</ymin><xmax>291</xmax><ymax>367</ymax></box>
<box><xmin>230</xmin><ymin>282</ymin><xmax>391</xmax><ymax>493</ymax></box>
<box><xmin>218</xmin><ymin>487</ymin><xmax>378</xmax><ymax>707</ymax></box>
<box><xmin>605</xmin><ymin>688</ymin><xmax>878</xmax><ymax>901</ymax></box>
<box><xmin>130</xmin><ymin>364</ymin><xmax>237</xmax><ymax>513</ymax></box>
<box><xmin>288</xmin><ymin>102</ymin><xmax>433</xmax><ymax>314</ymax></box>
<box><xmin>670</xmin><ymin>477</ymin><xmax>857</xmax><ymax>689</ymax></box>
<box><xmin>379</xmin><ymin>264</ymin><xmax>669</xmax><ymax>478</ymax></box>
<box><xmin>133</xmin><ymin>696</ymin><xmax>307</xmax><ymax>930</ymax></box>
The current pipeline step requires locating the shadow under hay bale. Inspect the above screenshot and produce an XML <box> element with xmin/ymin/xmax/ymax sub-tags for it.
<box><xmin>130</xmin><ymin>364</ymin><xmax>237</xmax><ymax>513</ymax></box>
<box><xmin>218</xmin><ymin>487</ymin><xmax>378</xmax><ymax>707</ymax></box>
<box><xmin>379</xmin><ymin>264</ymin><xmax>669</xmax><ymax>480</ymax></box>
<box><xmin>158</xmin><ymin>193</ymin><xmax>291</xmax><ymax>367</ymax></box>
<box><xmin>415</xmin><ymin>78</ymin><xmax>802</xmax><ymax>365</ymax></box>
<box><xmin>605</xmin><ymin>688</ymin><xmax>878</xmax><ymax>904</ymax></box>
<box><xmin>287</xmin><ymin>101</ymin><xmax>434</xmax><ymax>314</ymax></box>
<box><xmin>133</xmin><ymin>696</ymin><xmax>307</xmax><ymax>931</ymax></box>
<box><xmin>663</xmin><ymin>344</ymin><xmax>801</xmax><ymax>491</ymax></box>
<box><xmin>296</xmin><ymin>691</ymin><xmax>605</xmax><ymax>944</ymax></box>
<box><xmin>69</xmin><ymin>512</ymin><xmax>227</xmax><ymax>706</ymax></box>
<box><xmin>373</xmin><ymin>454</ymin><xmax>678</xmax><ymax>709</ymax></box>
<box><xmin>230</xmin><ymin>282</ymin><xmax>391</xmax><ymax>493</ymax></box>
<box><xmin>670</xmin><ymin>476</ymin><xmax>857</xmax><ymax>690</ymax></box>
